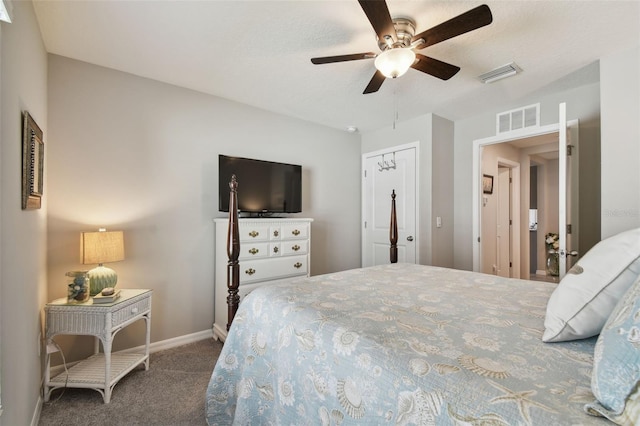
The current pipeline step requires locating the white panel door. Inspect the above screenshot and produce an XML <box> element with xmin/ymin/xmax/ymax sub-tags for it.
<box><xmin>362</xmin><ymin>146</ymin><xmax>417</xmax><ymax>267</ymax></box>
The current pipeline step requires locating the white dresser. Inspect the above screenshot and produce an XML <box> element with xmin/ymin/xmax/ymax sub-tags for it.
<box><xmin>213</xmin><ymin>217</ymin><xmax>313</xmax><ymax>340</ymax></box>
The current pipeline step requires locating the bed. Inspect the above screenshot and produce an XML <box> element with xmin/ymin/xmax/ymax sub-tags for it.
<box><xmin>206</xmin><ymin>176</ymin><xmax>640</xmax><ymax>425</ymax></box>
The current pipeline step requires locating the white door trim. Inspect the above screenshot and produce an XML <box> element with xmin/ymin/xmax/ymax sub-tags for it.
<box><xmin>472</xmin><ymin>121</ymin><xmax>578</xmax><ymax>272</ymax></box>
<box><xmin>362</xmin><ymin>141</ymin><xmax>420</xmax><ymax>266</ymax></box>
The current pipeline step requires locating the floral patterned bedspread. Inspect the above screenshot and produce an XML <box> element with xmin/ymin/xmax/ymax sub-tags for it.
<box><xmin>206</xmin><ymin>263</ymin><xmax>608</xmax><ymax>425</ymax></box>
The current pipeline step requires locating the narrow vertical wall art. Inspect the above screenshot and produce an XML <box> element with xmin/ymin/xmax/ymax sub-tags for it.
<box><xmin>22</xmin><ymin>111</ymin><xmax>44</xmax><ymax>210</ymax></box>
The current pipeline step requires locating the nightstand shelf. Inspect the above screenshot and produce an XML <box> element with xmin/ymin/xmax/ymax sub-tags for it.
<box><xmin>44</xmin><ymin>289</ymin><xmax>152</xmax><ymax>403</ymax></box>
<box><xmin>48</xmin><ymin>353</ymin><xmax>145</xmax><ymax>387</ymax></box>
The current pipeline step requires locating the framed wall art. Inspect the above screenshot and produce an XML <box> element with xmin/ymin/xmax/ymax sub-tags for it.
<box><xmin>482</xmin><ymin>174</ymin><xmax>494</xmax><ymax>194</ymax></box>
<box><xmin>22</xmin><ymin>111</ymin><xmax>44</xmax><ymax>210</ymax></box>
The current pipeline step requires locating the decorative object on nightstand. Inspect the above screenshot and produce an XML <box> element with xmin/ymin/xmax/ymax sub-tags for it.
<box><xmin>545</xmin><ymin>232</ymin><xmax>560</xmax><ymax>277</ymax></box>
<box><xmin>81</xmin><ymin>228</ymin><xmax>125</xmax><ymax>295</ymax></box>
<box><xmin>65</xmin><ymin>270</ymin><xmax>90</xmax><ymax>303</ymax></box>
<box><xmin>92</xmin><ymin>288</ymin><xmax>121</xmax><ymax>304</ymax></box>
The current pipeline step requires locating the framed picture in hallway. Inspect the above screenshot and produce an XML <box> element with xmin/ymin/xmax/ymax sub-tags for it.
<box><xmin>482</xmin><ymin>174</ymin><xmax>493</xmax><ymax>194</ymax></box>
<box><xmin>22</xmin><ymin>111</ymin><xmax>44</xmax><ymax>210</ymax></box>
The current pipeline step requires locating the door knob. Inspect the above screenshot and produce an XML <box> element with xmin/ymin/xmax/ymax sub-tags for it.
<box><xmin>407</xmin><ymin>236</ymin><xmax>414</xmax><ymax>242</ymax></box>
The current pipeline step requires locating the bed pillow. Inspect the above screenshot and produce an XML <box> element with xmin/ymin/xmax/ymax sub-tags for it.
<box><xmin>542</xmin><ymin>227</ymin><xmax>640</xmax><ymax>342</ymax></box>
<box><xmin>584</xmin><ymin>274</ymin><xmax>640</xmax><ymax>424</ymax></box>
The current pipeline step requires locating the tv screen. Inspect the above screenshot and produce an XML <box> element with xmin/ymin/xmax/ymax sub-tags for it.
<box><xmin>219</xmin><ymin>155</ymin><xmax>302</xmax><ymax>214</ymax></box>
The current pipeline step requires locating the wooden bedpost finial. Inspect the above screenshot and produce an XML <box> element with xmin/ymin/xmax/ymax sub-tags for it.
<box><xmin>390</xmin><ymin>190</ymin><xmax>398</xmax><ymax>264</ymax></box>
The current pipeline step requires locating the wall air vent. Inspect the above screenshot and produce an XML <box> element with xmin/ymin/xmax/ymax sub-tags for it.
<box><xmin>479</xmin><ymin>62</ymin><xmax>522</xmax><ymax>84</ymax></box>
<box><xmin>496</xmin><ymin>103</ymin><xmax>540</xmax><ymax>134</ymax></box>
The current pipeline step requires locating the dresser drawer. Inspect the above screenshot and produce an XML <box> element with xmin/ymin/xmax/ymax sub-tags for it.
<box><xmin>281</xmin><ymin>223</ymin><xmax>309</xmax><ymax>240</ymax></box>
<box><xmin>111</xmin><ymin>295</ymin><xmax>151</xmax><ymax>327</ymax></box>
<box><xmin>239</xmin><ymin>224</ymin><xmax>271</xmax><ymax>242</ymax></box>
<box><xmin>239</xmin><ymin>242</ymin><xmax>270</xmax><ymax>260</ymax></box>
<box><xmin>281</xmin><ymin>240</ymin><xmax>308</xmax><ymax>255</ymax></box>
<box><xmin>241</xmin><ymin>254</ymin><xmax>308</xmax><ymax>284</ymax></box>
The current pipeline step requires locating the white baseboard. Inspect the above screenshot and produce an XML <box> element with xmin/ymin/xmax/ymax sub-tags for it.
<box><xmin>212</xmin><ymin>323</ymin><xmax>227</xmax><ymax>342</ymax></box>
<box><xmin>122</xmin><ymin>329</ymin><xmax>214</xmax><ymax>355</ymax></box>
<box><xmin>31</xmin><ymin>396</ymin><xmax>42</xmax><ymax>426</ymax></box>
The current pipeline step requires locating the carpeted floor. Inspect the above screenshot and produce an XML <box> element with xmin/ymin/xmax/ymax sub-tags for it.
<box><xmin>39</xmin><ymin>338</ymin><xmax>223</xmax><ymax>426</ymax></box>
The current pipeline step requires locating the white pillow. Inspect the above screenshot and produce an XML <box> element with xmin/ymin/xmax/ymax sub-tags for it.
<box><xmin>542</xmin><ymin>227</ymin><xmax>640</xmax><ymax>342</ymax></box>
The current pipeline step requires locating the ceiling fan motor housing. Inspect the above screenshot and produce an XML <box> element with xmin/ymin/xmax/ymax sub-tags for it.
<box><xmin>378</xmin><ymin>17</ymin><xmax>416</xmax><ymax>51</ymax></box>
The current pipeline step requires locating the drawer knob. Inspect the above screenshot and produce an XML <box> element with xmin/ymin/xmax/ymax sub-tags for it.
<box><xmin>292</xmin><ymin>245</ymin><xmax>300</xmax><ymax>251</ymax></box>
<box><xmin>273</xmin><ymin>246</ymin><xmax>279</xmax><ymax>253</ymax></box>
<box><xmin>294</xmin><ymin>262</ymin><xmax>302</xmax><ymax>269</ymax></box>
<box><xmin>248</xmin><ymin>230</ymin><xmax>259</xmax><ymax>238</ymax></box>
<box><xmin>273</xmin><ymin>230</ymin><xmax>279</xmax><ymax>237</ymax></box>
<box><xmin>249</xmin><ymin>248</ymin><xmax>259</xmax><ymax>255</ymax></box>
<box><xmin>131</xmin><ymin>307</ymin><xmax>139</xmax><ymax>314</ymax></box>
<box><xmin>245</xmin><ymin>268</ymin><xmax>256</xmax><ymax>276</ymax></box>
<box><xmin>292</xmin><ymin>229</ymin><xmax>300</xmax><ymax>236</ymax></box>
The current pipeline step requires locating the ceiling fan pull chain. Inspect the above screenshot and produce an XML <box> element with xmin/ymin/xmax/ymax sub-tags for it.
<box><xmin>393</xmin><ymin>79</ymin><xmax>399</xmax><ymax>130</ymax></box>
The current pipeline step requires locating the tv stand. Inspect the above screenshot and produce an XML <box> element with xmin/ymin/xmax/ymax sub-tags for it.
<box><xmin>212</xmin><ymin>217</ymin><xmax>313</xmax><ymax>341</ymax></box>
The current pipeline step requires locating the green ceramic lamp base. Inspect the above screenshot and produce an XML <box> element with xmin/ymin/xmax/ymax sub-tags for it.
<box><xmin>88</xmin><ymin>264</ymin><xmax>118</xmax><ymax>296</ymax></box>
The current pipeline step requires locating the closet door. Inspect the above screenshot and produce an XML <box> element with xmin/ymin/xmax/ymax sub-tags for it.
<box><xmin>362</xmin><ymin>144</ymin><xmax>417</xmax><ymax>267</ymax></box>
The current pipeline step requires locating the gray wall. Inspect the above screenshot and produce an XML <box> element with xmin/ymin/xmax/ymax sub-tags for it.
<box><xmin>46</xmin><ymin>55</ymin><xmax>362</xmax><ymax>361</ymax></box>
<box><xmin>0</xmin><ymin>1</ymin><xmax>48</xmax><ymax>425</ymax></box>
<box><xmin>453</xmin><ymin>78</ymin><xmax>603</xmax><ymax>271</ymax></box>
<box><xmin>600</xmin><ymin>45</ymin><xmax>640</xmax><ymax>237</ymax></box>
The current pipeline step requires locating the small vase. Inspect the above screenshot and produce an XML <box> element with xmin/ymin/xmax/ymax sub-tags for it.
<box><xmin>66</xmin><ymin>271</ymin><xmax>90</xmax><ymax>303</ymax></box>
<box><xmin>546</xmin><ymin>250</ymin><xmax>559</xmax><ymax>277</ymax></box>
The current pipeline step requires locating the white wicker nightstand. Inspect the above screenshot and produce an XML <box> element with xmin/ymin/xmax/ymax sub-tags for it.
<box><xmin>44</xmin><ymin>289</ymin><xmax>152</xmax><ymax>403</ymax></box>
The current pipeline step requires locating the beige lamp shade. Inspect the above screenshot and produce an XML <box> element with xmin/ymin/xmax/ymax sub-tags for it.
<box><xmin>81</xmin><ymin>230</ymin><xmax>125</xmax><ymax>265</ymax></box>
<box><xmin>81</xmin><ymin>230</ymin><xmax>124</xmax><ymax>295</ymax></box>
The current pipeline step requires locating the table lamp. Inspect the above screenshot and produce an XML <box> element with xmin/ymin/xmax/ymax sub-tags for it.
<box><xmin>81</xmin><ymin>228</ymin><xmax>125</xmax><ymax>296</ymax></box>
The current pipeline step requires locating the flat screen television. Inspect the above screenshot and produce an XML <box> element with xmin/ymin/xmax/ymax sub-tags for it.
<box><xmin>218</xmin><ymin>155</ymin><xmax>302</xmax><ymax>215</ymax></box>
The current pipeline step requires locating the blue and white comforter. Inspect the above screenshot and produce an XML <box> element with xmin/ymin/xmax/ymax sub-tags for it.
<box><xmin>206</xmin><ymin>263</ymin><xmax>607</xmax><ymax>425</ymax></box>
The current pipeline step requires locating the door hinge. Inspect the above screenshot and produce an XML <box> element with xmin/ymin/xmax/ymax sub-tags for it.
<box><xmin>567</xmin><ymin>145</ymin><xmax>574</xmax><ymax>156</ymax></box>
<box><xmin>364</xmin><ymin>221</ymin><xmax>367</xmax><ymax>229</ymax></box>
<box><xmin>364</xmin><ymin>170</ymin><xmax>367</xmax><ymax>178</ymax></box>
<box><xmin>477</xmin><ymin>237</ymin><xmax>481</xmax><ymax>243</ymax></box>
<box><xmin>509</xmin><ymin>219</ymin><xmax>512</xmax><ymax>225</ymax></box>
<box><xmin>509</xmin><ymin>177</ymin><xmax>512</xmax><ymax>183</ymax></box>
<box><xmin>509</xmin><ymin>262</ymin><xmax>512</xmax><ymax>268</ymax></box>
<box><xmin>567</xmin><ymin>224</ymin><xmax>572</xmax><ymax>234</ymax></box>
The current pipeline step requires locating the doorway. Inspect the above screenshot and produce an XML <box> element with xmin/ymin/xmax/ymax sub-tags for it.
<box><xmin>472</xmin><ymin>114</ymin><xmax>580</xmax><ymax>277</ymax></box>
<box><xmin>362</xmin><ymin>143</ymin><xmax>418</xmax><ymax>267</ymax></box>
<box><xmin>480</xmin><ymin>155</ymin><xmax>520</xmax><ymax>278</ymax></box>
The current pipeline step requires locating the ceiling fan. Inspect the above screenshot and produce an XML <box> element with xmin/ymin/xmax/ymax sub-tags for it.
<box><xmin>311</xmin><ymin>1</ymin><xmax>493</xmax><ymax>94</ymax></box>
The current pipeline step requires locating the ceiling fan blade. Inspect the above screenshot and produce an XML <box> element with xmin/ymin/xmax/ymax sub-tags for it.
<box><xmin>411</xmin><ymin>54</ymin><xmax>460</xmax><ymax>80</ymax></box>
<box><xmin>311</xmin><ymin>52</ymin><xmax>376</xmax><ymax>65</ymax></box>
<box><xmin>412</xmin><ymin>4</ymin><xmax>492</xmax><ymax>50</ymax></box>
<box><xmin>358</xmin><ymin>0</ymin><xmax>397</xmax><ymax>46</ymax></box>
<box><xmin>363</xmin><ymin>70</ymin><xmax>386</xmax><ymax>94</ymax></box>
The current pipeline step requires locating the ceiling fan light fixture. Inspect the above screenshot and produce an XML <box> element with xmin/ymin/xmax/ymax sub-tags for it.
<box><xmin>374</xmin><ymin>48</ymin><xmax>416</xmax><ymax>79</ymax></box>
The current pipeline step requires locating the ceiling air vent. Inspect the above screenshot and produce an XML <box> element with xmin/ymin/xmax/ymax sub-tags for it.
<box><xmin>496</xmin><ymin>103</ymin><xmax>540</xmax><ymax>134</ymax></box>
<box><xmin>479</xmin><ymin>62</ymin><xmax>522</xmax><ymax>84</ymax></box>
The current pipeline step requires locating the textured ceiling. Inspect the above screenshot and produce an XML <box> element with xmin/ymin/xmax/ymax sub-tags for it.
<box><xmin>32</xmin><ymin>0</ymin><xmax>640</xmax><ymax>132</ymax></box>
